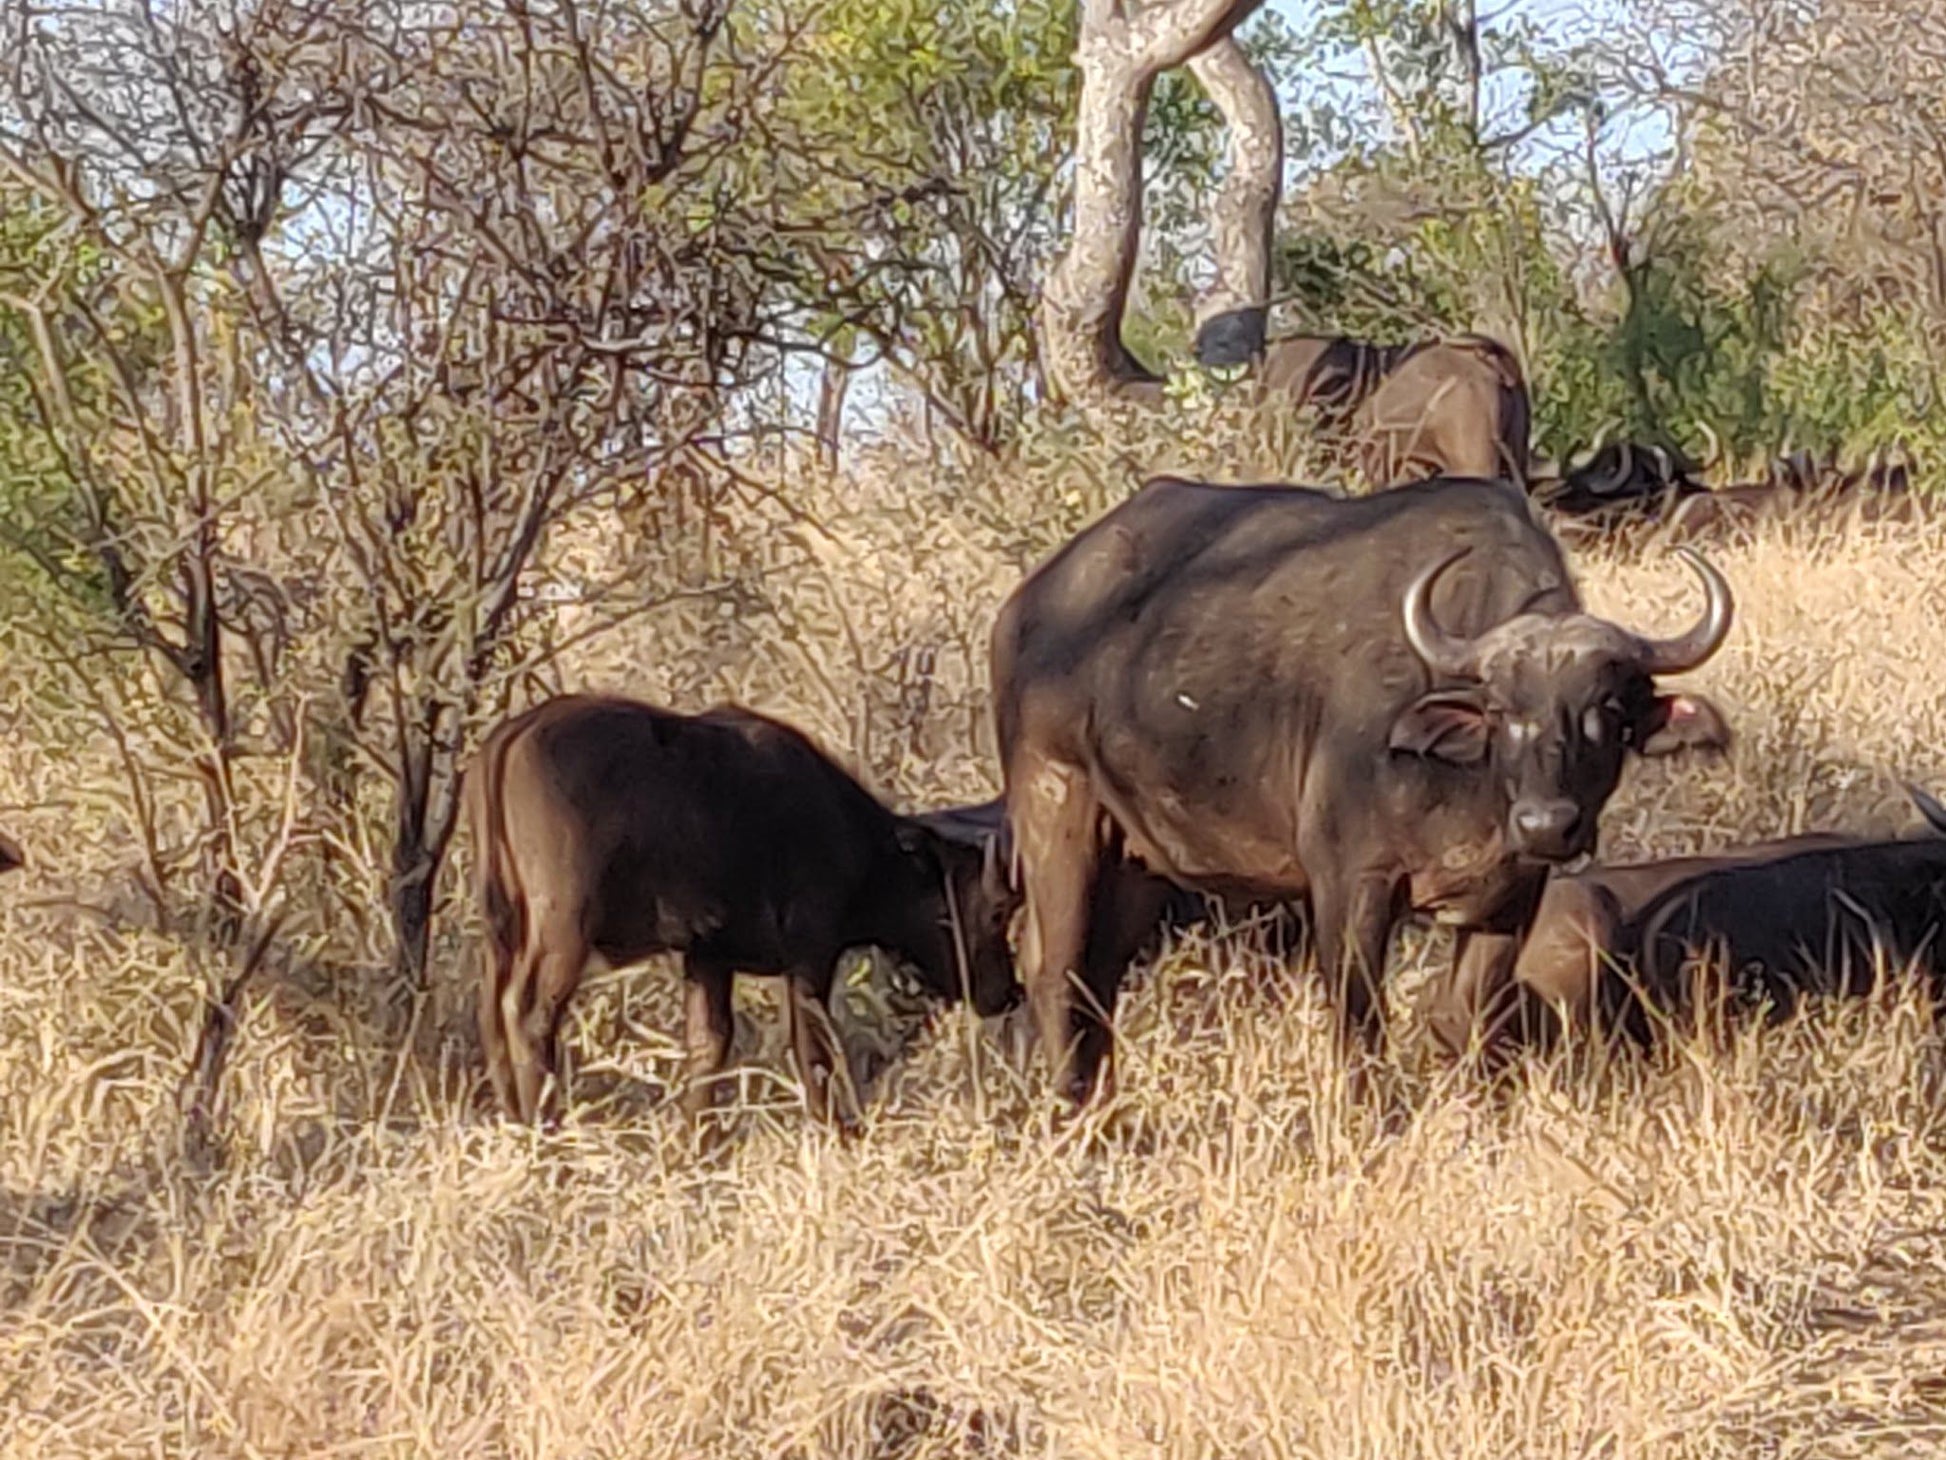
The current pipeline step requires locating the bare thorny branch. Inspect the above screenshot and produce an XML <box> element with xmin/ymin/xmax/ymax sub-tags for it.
<box><xmin>0</xmin><ymin>0</ymin><xmax>793</xmax><ymax>1013</ymax></box>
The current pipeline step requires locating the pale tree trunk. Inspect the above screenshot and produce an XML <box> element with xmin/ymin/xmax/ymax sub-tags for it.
<box><xmin>816</xmin><ymin>353</ymin><xmax>851</xmax><ymax>471</ymax></box>
<box><xmin>1188</xmin><ymin>34</ymin><xmax>1284</xmax><ymax>366</ymax></box>
<box><xmin>1039</xmin><ymin>0</ymin><xmax>1272</xmax><ymax>417</ymax></box>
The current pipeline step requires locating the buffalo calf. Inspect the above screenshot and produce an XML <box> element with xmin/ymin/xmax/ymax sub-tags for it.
<box><xmin>468</xmin><ymin>695</ymin><xmax>1019</xmax><ymax>1126</ymax></box>
<box><xmin>1250</xmin><ymin>331</ymin><xmax>1531</xmax><ymax>488</ymax></box>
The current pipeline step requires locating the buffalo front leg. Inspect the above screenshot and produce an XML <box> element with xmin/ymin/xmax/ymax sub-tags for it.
<box><xmin>1428</xmin><ymin>929</ymin><xmax>1527</xmax><ymax>1072</ymax></box>
<box><xmin>1310</xmin><ymin>871</ymin><xmax>1403</xmax><ymax>1082</ymax></box>
<box><xmin>1425</xmin><ymin>879</ymin><xmax>1546</xmax><ymax>1068</ymax></box>
<box><xmin>1009</xmin><ymin>755</ymin><xmax>1102</xmax><ymax>1109</ymax></box>
<box><xmin>1071</xmin><ymin>859</ymin><xmax>1177</xmax><ymax>1107</ymax></box>
<box><xmin>780</xmin><ymin>967</ymin><xmax>851</xmax><ymax>1127</ymax></box>
<box><xmin>680</xmin><ymin>954</ymin><xmax>736</xmax><ymax>1120</ymax></box>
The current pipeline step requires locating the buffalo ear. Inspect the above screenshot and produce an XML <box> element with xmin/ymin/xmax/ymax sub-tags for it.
<box><xmin>1634</xmin><ymin>691</ymin><xmax>1732</xmax><ymax>757</ymax></box>
<box><xmin>1389</xmin><ymin>692</ymin><xmax>1492</xmax><ymax>765</ymax></box>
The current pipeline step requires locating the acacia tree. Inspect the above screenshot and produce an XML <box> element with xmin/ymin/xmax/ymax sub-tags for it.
<box><xmin>763</xmin><ymin>0</ymin><xmax>1078</xmax><ymax>455</ymax></box>
<box><xmin>256</xmin><ymin>0</ymin><xmax>783</xmax><ymax>992</ymax></box>
<box><xmin>1586</xmin><ymin>0</ymin><xmax>1946</xmax><ymax>458</ymax></box>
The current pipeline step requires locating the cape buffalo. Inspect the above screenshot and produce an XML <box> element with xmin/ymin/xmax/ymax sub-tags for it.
<box><xmin>468</xmin><ymin>695</ymin><xmax>1019</xmax><ymax>1126</ymax></box>
<box><xmin>991</xmin><ymin>475</ymin><xmax>1734</xmax><ymax>1106</ymax></box>
<box><xmin>917</xmin><ymin>797</ymin><xmax>1308</xmax><ymax>997</ymax></box>
<box><xmin>1459</xmin><ymin>786</ymin><xmax>1946</xmax><ymax>1047</ymax></box>
<box><xmin>1531</xmin><ymin>438</ymin><xmax>1709</xmax><ymax>536</ymax></box>
<box><xmin>1643</xmin><ymin>437</ymin><xmax>1918</xmax><ymax>544</ymax></box>
<box><xmin>1248</xmin><ymin>332</ymin><xmax>1531</xmax><ymax>489</ymax></box>
<box><xmin>0</xmin><ymin>832</ymin><xmax>21</xmax><ymax>875</ymax></box>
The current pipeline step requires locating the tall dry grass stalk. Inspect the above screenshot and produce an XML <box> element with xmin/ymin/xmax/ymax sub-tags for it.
<box><xmin>3</xmin><ymin>447</ymin><xmax>1946</xmax><ymax>1457</ymax></box>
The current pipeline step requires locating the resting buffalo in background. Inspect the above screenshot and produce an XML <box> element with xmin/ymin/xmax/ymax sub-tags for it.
<box><xmin>1663</xmin><ymin>443</ymin><xmax>1919</xmax><ymax>542</ymax></box>
<box><xmin>468</xmin><ymin>695</ymin><xmax>1019</xmax><ymax>1126</ymax></box>
<box><xmin>1442</xmin><ymin>785</ymin><xmax>1946</xmax><ymax>1051</ymax></box>
<box><xmin>0</xmin><ymin>832</ymin><xmax>22</xmax><ymax>875</ymax></box>
<box><xmin>1198</xmin><ymin>316</ymin><xmax>1531</xmax><ymax>489</ymax></box>
<box><xmin>1530</xmin><ymin>437</ymin><xmax>1710</xmax><ymax>534</ymax></box>
<box><xmin>991</xmin><ymin>475</ymin><xmax>1734</xmax><ymax>1106</ymax></box>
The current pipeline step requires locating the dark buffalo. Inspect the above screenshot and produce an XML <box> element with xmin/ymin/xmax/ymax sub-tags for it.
<box><xmin>1236</xmin><ymin>331</ymin><xmax>1531</xmax><ymax>489</ymax></box>
<box><xmin>1445</xmin><ymin>786</ymin><xmax>1946</xmax><ymax>1048</ymax></box>
<box><xmin>1658</xmin><ymin>439</ymin><xmax>1918</xmax><ymax>544</ymax></box>
<box><xmin>469</xmin><ymin>695</ymin><xmax>1019</xmax><ymax>1125</ymax></box>
<box><xmin>917</xmin><ymin>797</ymin><xmax>1308</xmax><ymax>1000</ymax></box>
<box><xmin>1531</xmin><ymin>438</ymin><xmax>1709</xmax><ymax>534</ymax></box>
<box><xmin>0</xmin><ymin>832</ymin><xmax>21</xmax><ymax>875</ymax></box>
<box><xmin>991</xmin><ymin>475</ymin><xmax>1734</xmax><ymax>1105</ymax></box>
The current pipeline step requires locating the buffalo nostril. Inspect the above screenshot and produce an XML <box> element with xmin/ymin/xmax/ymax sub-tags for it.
<box><xmin>1513</xmin><ymin>800</ymin><xmax>1584</xmax><ymax>853</ymax></box>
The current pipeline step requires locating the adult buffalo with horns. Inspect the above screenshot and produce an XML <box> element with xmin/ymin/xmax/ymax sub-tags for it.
<box><xmin>990</xmin><ymin>475</ymin><xmax>1735</xmax><ymax>1107</ymax></box>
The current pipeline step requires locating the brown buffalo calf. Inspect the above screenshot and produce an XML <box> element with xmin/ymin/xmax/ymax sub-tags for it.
<box><xmin>468</xmin><ymin>696</ymin><xmax>1019</xmax><ymax>1126</ymax></box>
<box><xmin>1443</xmin><ymin>787</ymin><xmax>1946</xmax><ymax>1050</ymax></box>
<box><xmin>1251</xmin><ymin>332</ymin><xmax>1532</xmax><ymax>489</ymax></box>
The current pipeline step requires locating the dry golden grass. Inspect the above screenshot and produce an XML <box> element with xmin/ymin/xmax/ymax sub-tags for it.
<box><xmin>4</xmin><ymin>454</ymin><xmax>1946</xmax><ymax>1458</ymax></box>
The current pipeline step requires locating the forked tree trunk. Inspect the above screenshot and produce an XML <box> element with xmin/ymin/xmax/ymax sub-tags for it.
<box><xmin>1187</xmin><ymin>35</ymin><xmax>1283</xmax><ymax>365</ymax></box>
<box><xmin>1039</xmin><ymin>0</ymin><xmax>1280</xmax><ymax>415</ymax></box>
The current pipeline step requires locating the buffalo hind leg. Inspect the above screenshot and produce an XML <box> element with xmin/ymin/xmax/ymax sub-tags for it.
<box><xmin>780</xmin><ymin>967</ymin><xmax>854</xmax><ymax>1127</ymax></box>
<box><xmin>479</xmin><ymin>933</ymin><xmax>519</xmax><ymax>1117</ymax></box>
<box><xmin>1010</xmin><ymin>754</ymin><xmax>1102</xmax><ymax>1109</ymax></box>
<box><xmin>503</xmin><ymin>919</ymin><xmax>589</xmax><ymax>1124</ymax></box>
<box><xmin>680</xmin><ymin>954</ymin><xmax>736</xmax><ymax>1120</ymax></box>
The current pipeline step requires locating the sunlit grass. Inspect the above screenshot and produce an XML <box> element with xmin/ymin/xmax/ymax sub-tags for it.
<box><xmin>2</xmin><ymin>461</ymin><xmax>1945</xmax><ymax>1457</ymax></box>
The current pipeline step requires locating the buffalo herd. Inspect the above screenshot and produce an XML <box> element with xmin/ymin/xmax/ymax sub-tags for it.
<box><xmin>457</xmin><ymin>331</ymin><xmax>1946</xmax><ymax>1127</ymax></box>
<box><xmin>0</xmin><ymin>331</ymin><xmax>1928</xmax><ymax>1133</ymax></box>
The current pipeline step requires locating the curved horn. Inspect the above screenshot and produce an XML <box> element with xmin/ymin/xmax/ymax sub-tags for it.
<box><xmin>1402</xmin><ymin>549</ymin><xmax>1478</xmax><ymax>677</ymax></box>
<box><xmin>1568</xmin><ymin>418</ymin><xmax>1617</xmax><ymax>471</ymax></box>
<box><xmin>1590</xmin><ymin>441</ymin><xmax>1635</xmax><ymax>497</ymax></box>
<box><xmin>1906</xmin><ymin>783</ymin><xmax>1946</xmax><ymax>836</ymax></box>
<box><xmin>1635</xmin><ymin>547</ymin><xmax>1734</xmax><ymax>675</ymax></box>
<box><xmin>1695</xmin><ymin>420</ymin><xmax>1723</xmax><ymax>476</ymax></box>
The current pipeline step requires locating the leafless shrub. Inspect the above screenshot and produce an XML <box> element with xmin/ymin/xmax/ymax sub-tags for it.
<box><xmin>0</xmin><ymin>0</ymin><xmax>816</xmax><ymax>1016</ymax></box>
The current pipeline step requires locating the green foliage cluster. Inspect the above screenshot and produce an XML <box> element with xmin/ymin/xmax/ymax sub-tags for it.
<box><xmin>0</xmin><ymin>186</ymin><xmax>142</xmax><ymax>615</ymax></box>
<box><xmin>1279</xmin><ymin>171</ymin><xmax>1945</xmax><ymax>472</ymax></box>
<box><xmin>1256</xmin><ymin>0</ymin><xmax>1946</xmax><ymax>477</ymax></box>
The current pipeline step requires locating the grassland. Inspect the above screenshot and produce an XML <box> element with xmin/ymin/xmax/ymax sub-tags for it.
<box><xmin>3</xmin><ymin>448</ymin><xmax>1946</xmax><ymax>1458</ymax></box>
